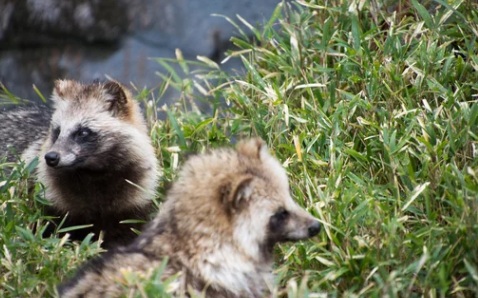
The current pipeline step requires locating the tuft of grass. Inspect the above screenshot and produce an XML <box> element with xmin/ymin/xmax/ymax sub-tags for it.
<box><xmin>1</xmin><ymin>0</ymin><xmax>478</xmax><ymax>296</ymax></box>
<box><xmin>0</xmin><ymin>159</ymin><xmax>103</xmax><ymax>297</ymax></box>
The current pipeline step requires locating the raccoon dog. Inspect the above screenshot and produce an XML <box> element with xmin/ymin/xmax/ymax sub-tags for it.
<box><xmin>59</xmin><ymin>138</ymin><xmax>321</xmax><ymax>297</ymax></box>
<box><xmin>22</xmin><ymin>80</ymin><xmax>158</xmax><ymax>248</ymax></box>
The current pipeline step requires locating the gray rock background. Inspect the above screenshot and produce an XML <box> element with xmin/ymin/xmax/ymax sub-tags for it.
<box><xmin>0</xmin><ymin>0</ymin><xmax>282</xmax><ymax>105</ymax></box>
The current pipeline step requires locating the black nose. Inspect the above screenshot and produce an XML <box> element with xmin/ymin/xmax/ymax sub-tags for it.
<box><xmin>44</xmin><ymin>151</ymin><xmax>60</xmax><ymax>167</ymax></box>
<box><xmin>308</xmin><ymin>221</ymin><xmax>321</xmax><ymax>237</ymax></box>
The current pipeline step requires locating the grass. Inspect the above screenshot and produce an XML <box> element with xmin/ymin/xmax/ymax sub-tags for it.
<box><xmin>1</xmin><ymin>0</ymin><xmax>478</xmax><ymax>296</ymax></box>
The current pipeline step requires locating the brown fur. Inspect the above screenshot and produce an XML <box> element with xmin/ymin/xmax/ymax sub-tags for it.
<box><xmin>23</xmin><ymin>80</ymin><xmax>159</xmax><ymax>248</ymax></box>
<box><xmin>59</xmin><ymin>138</ymin><xmax>320</xmax><ymax>297</ymax></box>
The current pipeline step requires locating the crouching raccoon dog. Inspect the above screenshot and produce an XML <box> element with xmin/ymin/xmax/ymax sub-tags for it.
<box><xmin>22</xmin><ymin>80</ymin><xmax>158</xmax><ymax>248</ymax></box>
<box><xmin>58</xmin><ymin>138</ymin><xmax>321</xmax><ymax>298</ymax></box>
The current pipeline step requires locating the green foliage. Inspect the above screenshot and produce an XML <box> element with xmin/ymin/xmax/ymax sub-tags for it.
<box><xmin>0</xmin><ymin>160</ymin><xmax>103</xmax><ymax>297</ymax></box>
<box><xmin>1</xmin><ymin>0</ymin><xmax>477</xmax><ymax>296</ymax></box>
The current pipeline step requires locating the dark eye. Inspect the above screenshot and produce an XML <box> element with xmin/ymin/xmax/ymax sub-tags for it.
<box><xmin>74</xmin><ymin>127</ymin><xmax>95</xmax><ymax>142</ymax></box>
<box><xmin>268</xmin><ymin>207</ymin><xmax>290</xmax><ymax>234</ymax></box>
<box><xmin>77</xmin><ymin>128</ymin><xmax>91</xmax><ymax>138</ymax></box>
<box><xmin>51</xmin><ymin>127</ymin><xmax>60</xmax><ymax>142</ymax></box>
<box><xmin>272</xmin><ymin>208</ymin><xmax>289</xmax><ymax>222</ymax></box>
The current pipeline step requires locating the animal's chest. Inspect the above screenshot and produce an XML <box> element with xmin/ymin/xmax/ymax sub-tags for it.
<box><xmin>51</xmin><ymin>171</ymin><xmax>137</xmax><ymax>207</ymax></box>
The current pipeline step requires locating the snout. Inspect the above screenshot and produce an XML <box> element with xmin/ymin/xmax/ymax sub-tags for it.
<box><xmin>281</xmin><ymin>213</ymin><xmax>321</xmax><ymax>241</ymax></box>
<box><xmin>307</xmin><ymin>220</ymin><xmax>321</xmax><ymax>237</ymax></box>
<box><xmin>44</xmin><ymin>150</ymin><xmax>77</xmax><ymax>168</ymax></box>
<box><xmin>45</xmin><ymin>151</ymin><xmax>60</xmax><ymax>167</ymax></box>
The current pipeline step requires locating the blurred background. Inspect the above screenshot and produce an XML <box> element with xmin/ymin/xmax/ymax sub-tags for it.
<box><xmin>0</xmin><ymin>0</ymin><xmax>282</xmax><ymax>105</ymax></box>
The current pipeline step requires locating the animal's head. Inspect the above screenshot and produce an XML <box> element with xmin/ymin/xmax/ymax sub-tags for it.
<box><xmin>43</xmin><ymin>80</ymin><xmax>145</xmax><ymax>170</ymax></box>
<box><xmin>170</xmin><ymin>138</ymin><xmax>320</xmax><ymax>262</ymax></box>
<box><xmin>225</xmin><ymin>138</ymin><xmax>320</xmax><ymax>261</ymax></box>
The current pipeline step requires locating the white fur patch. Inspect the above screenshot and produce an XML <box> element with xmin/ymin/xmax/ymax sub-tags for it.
<box><xmin>200</xmin><ymin>244</ymin><xmax>263</xmax><ymax>296</ymax></box>
<box><xmin>57</xmin><ymin>152</ymin><xmax>77</xmax><ymax>167</ymax></box>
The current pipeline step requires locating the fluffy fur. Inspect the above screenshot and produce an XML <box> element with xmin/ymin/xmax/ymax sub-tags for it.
<box><xmin>59</xmin><ymin>138</ymin><xmax>320</xmax><ymax>297</ymax></box>
<box><xmin>0</xmin><ymin>104</ymin><xmax>51</xmax><ymax>162</ymax></box>
<box><xmin>22</xmin><ymin>80</ymin><xmax>159</xmax><ymax>248</ymax></box>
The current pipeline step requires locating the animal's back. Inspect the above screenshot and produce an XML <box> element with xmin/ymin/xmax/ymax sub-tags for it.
<box><xmin>0</xmin><ymin>104</ymin><xmax>51</xmax><ymax>162</ymax></box>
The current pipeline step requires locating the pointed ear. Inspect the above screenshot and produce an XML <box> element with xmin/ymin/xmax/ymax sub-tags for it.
<box><xmin>53</xmin><ymin>79</ymin><xmax>78</xmax><ymax>100</ymax></box>
<box><xmin>220</xmin><ymin>175</ymin><xmax>254</xmax><ymax>215</ymax></box>
<box><xmin>236</xmin><ymin>138</ymin><xmax>267</xmax><ymax>160</ymax></box>
<box><xmin>103</xmin><ymin>81</ymin><xmax>130</xmax><ymax>117</ymax></box>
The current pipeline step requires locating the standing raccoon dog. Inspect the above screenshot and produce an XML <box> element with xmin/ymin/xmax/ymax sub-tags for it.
<box><xmin>23</xmin><ymin>80</ymin><xmax>158</xmax><ymax>248</ymax></box>
<box><xmin>59</xmin><ymin>138</ymin><xmax>321</xmax><ymax>298</ymax></box>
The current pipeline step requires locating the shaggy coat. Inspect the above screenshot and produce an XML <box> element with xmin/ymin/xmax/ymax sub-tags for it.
<box><xmin>59</xmin><ymin>138</ymin><xmax>320</xmax><ymax>297</ymax></box>
<box><xmin>0</xmin><ymin>104</ymin><xmax>51</xmax><ymax>162</ymax></box>
<box><xmin>22</xmin><ymin>80</ymin><xmax>158</xmax><ymax>248</ymax></box>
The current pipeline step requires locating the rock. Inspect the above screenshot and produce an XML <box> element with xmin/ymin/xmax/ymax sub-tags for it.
<box><xmin>0</xmin><ymin>0</ymin><xmax>136</xmax><ymax>46</ymax></box>
<box><xmin>0</xmin><ymin>0</ymin><xmax>284</xmax><ymax>104</ymax></box>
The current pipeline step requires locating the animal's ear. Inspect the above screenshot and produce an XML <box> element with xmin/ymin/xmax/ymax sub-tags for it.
<box><xmin>103</xmin><ymin>81</ymin><xmax>129</xmax><ymax>117</ymax></box>
<box><xmin>236</xmin><ymin>138</ymin><xmax>267</xmax><ymax>160</ymax></box>
<box><xmin>221</xmin><ymin>175</ymin><xmax>254</xmax><ymax>214</ymax></box>
<box><xmin>53</xmin><ymin>79</ymin><xmax>79</xmax><ymax>100</ymax></box>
